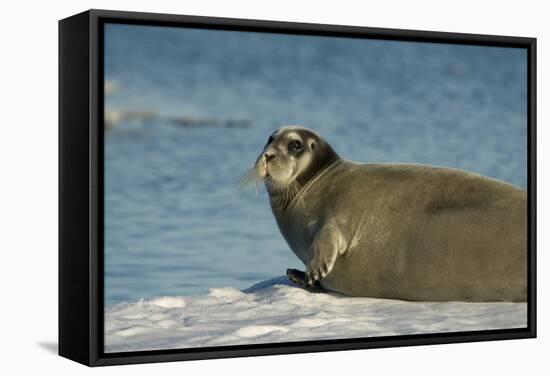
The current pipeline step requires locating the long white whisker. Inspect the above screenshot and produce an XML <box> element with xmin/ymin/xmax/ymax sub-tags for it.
<box><xmin>238</xmin><ymin>164</ymin><xmax>263</xmax><ymax>194</ymax></box>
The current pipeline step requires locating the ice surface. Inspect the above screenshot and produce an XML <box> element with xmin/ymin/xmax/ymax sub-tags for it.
<box><xmin>105</xmin><ymin>276</ymin><xmax>527</xmax><ymax>353</ymax></box>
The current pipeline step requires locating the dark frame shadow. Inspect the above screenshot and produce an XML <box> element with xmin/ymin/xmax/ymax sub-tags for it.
<box><xmin>37</xmin><ymin>342</ymin><xmax>58</xmax><ymax>355</ymax></box>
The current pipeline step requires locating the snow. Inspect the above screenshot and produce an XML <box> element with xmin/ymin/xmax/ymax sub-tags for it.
<box><xmin>104</xmin><ymin>276</ymin><xmax>527</xmax><ymax>353</ymax></box>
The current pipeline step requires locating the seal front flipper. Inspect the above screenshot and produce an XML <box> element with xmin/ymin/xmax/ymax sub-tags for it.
<box><xmin>306</xmin><ymin>223</ymin><xmax>347</xmax><ymax>286</ymax></box>
<box><xmin>286</xmin><ymin>269</ymin><xmax>327</xmax><ymax>293</ymax></box>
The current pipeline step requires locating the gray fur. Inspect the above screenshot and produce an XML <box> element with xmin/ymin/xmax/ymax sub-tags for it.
<box><xmin>256</xmin><ymin>126</ymin><xmax>527</xmax><ymax>302</ymax></box>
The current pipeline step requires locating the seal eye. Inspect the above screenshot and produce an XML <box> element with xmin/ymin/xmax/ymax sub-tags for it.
<box><xmin>288</xmin><ymin>140</ymin><xmax>303</xmax><ymax>151</ymax></box>
<box><xmin>266</xmin><ymin>135</ymin><xmax>274</xmax><ymax>146</ymax></box>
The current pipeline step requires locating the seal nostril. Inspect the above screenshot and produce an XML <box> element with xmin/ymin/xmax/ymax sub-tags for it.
<box><xmin>265</xmin><ymin>153</ymin><xmax>275</xmax><ymax>162</ymax></box>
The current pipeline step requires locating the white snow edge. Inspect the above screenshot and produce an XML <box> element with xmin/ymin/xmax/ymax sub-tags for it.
<box><xmin>105</xmin><ymin>276</ymin><xmax>527</xmax><ymax>353</ymax></box>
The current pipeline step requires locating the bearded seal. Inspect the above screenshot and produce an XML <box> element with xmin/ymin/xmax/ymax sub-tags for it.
<box><xmin>243</xmin><ymin>126</ymin><xmax>527</xmax><ymax>302</ymax></box>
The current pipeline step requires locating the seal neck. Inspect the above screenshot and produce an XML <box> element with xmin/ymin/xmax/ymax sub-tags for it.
<box><xmin>296</xmin><ymin>144</ymin><xmax>340</xmax><ymax>187</ymax></box>
<box><xmin>293</xmin><ymin>158</ymin><xmax>343</xmax><ymax>203</ymax></box>
<box><xmin>270</xmin><ymin>158</ymin><xmax>343</xmax><ymax>214</ymax></box>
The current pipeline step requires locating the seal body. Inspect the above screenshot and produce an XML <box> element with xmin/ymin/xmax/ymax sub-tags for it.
<box><xmin>277</xmin><ymin>160</ymin><xmax>526</xmax><ymax>302</ymax></box>
<box><xmin>252</xmin><ymin>126</ymin><xmax>527</xmax><ymax>302</ymax></box>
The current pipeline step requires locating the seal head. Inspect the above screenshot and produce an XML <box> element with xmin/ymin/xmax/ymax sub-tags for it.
<box><xmin>253</xmin><ymin>125</ymin><xmax>340</xmax><ymax>211</ymax></box>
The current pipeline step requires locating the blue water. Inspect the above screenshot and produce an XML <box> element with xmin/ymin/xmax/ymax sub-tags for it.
<box><xmin>104</xmin><ymin>23</ymin><xmax>527</xmax><ymax>306</ymax></box>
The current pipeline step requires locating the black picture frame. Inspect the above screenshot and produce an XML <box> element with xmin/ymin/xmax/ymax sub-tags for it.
<box><xmin>59</xmin><ymin>9</ymin><xmax>537</xmax><ymax>367</ymax></box>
